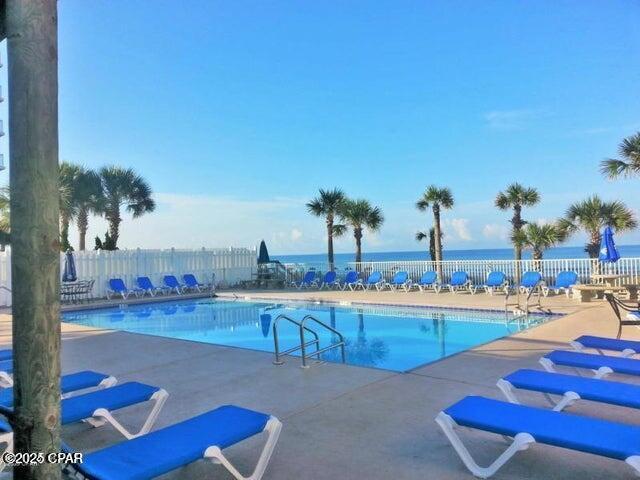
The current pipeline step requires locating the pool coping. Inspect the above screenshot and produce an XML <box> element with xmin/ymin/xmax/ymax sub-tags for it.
<box><xmin>215</xmin><ymin>292</ymin><xmax>561</xmax><ymax>316</ymax></box>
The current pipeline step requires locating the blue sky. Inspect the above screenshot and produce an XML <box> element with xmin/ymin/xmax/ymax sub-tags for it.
<box><xmin>7</xmin><ymin>1</ymin><xmax>640</xmax><ymax>254</ymax></box>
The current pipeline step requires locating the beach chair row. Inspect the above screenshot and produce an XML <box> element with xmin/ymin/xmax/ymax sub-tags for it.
<box><xmin>106</xmin><ymin>273</ymin><xmax>213</xmax><ymax>300</ymax></box>
<box><xmin>438</xmin><ymin>333</ymin><xmax>640</xmax><ymax>477</ymax></box>
<box><xmin>291</xmin><ymin>270</ymin><xmax>579</xmax><ymax>297</ymax></box>
<box><xmin>0</xmin><ymin>349</ymin><xmax>281</xmax><ymax>479</ymax></box>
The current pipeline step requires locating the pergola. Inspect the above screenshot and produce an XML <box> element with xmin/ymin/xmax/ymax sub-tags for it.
<box><xmin>2</xmin><ymin>1</ymin><xmax>62</xmax><ymax>479</ymax></box>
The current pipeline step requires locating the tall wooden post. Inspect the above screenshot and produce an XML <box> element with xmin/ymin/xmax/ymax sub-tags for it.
<box><xmin>6</xmin><ymin>1</ymin><xmax>61</xmax><ymax>478</ymax></box>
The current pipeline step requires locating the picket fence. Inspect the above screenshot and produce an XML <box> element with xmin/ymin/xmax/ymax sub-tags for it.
<box><xmin>0</xmin><ymin>247</ymin><xmax>257</xmax><ymax>306</ymax></box>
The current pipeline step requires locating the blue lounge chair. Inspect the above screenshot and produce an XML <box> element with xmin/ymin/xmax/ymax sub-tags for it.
<box><xmin>291</xmin><ymin>271</ymin><xmax>318</xmax><ymax>289</ymax></box>
<box><xmin>0</xmin><ymin>382</ymin><xmax>166</xmax><ymax>448</ymax></box>
<box><xmin>163</xmin><ymin>275</ymin><xmax>186</xmax><ymax>295</ymax></box>
<box><xmin>107</xmin><ymin>278</ymin><xmax>142</xmax><ymax>300</ymax></box>
<box><xmin>517</xmin><ymin>271</ymin><xmax>542</xmax><ymax>295</ymax></box>
<box><xmin>384</xmin><ymin>271</ymin><xmax>411</xmax><ymax>292</ymax></box>
<box><xmin>136</xmin><ymin>276</ymin><xmax>166</xmax><ymax>297</ymax></box>
<box><xmin>411</xmin><ymin>271</ymin><xmax>440</xmax><ymax>293</ymax></box>
<box><xmin>183</xmin><ymin>273</ymin><xmax>210</xmax><ymax>292</ymax></box>
<box><xmin>341</xmin><ymin>271</ymin><xmax>360</xmax><ymax>291</ymax></box>
<box><xmin>0</xmin><ymin>350</ymin><xmax>11</xmax><ymax>362</ymax></box>
<box><xmin>66</xmin><ymin>404</ymin><xmax>282</xmax><ymax>480</ymax></box>
<box><xmin>357</xmin><ymin>271</ymin><xmax>384</xmax><ymax>291</ymax></box>
<box><xmin>542</xmin><ymin>271</ymin><xmax>578</xmax><ymax>297</ymax></box>
<box><xmin>319</xmin><ymin>271</ymin><xmax>340</xmax><ymax>290</ymax></box>
<box><xmin>444</xmin><ymin>271</ymin><xmax>471</xmax><ymax>293</ymax></box>
<box><xmin>571</xmin><ymin>335</ymin><xmax>640</xmax><ymax>357</ymax></box>
<box><xmin>436</xmin><ymin>395</ymin><xmax>640</xmax><ymax>478</ymax></box>
<box><xmin>497</xmin><ymin>368</ymin><xmax>640</xmax><ymax>412</ymax></box>
<box><xmin>476</xmin><ymin>271</ymin><xmax>508</xmax><ymax>295</ymax></box>
<box><xmin>0</xmin><ymin>367</ymin><xmax>115</xmax><ymax>393</ymax></box>
<box><xmin>540</xmin><ymin>350</ymin><xmax>640</xmax><ymax>379</ymax></box>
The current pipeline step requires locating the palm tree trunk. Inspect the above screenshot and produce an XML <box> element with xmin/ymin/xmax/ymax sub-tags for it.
<box><xmin>512</xmin><ymin>206</ymin><xmax>523</xmax><ymax>282</ymax></box>
<box><xmin>327</xmin><ymin>217</ymin><xmax>334</xmax><ymax>271</ymax></box>
<box><xmin>433</xmin><ymin>206</ymin><xmax>443</xmax><ymax>280</ymax></box>
<box><xmin>107</xmin><ymin>206</ymin><xmax>121</xmax><ymax>248</ymax></box>
<box><xmin>354</xmin><ymin>228</ymin><xmax>362</xmax><ymax>266</ymax></box>
<box><xmin>77</xmin><ymin>208</ymin><xmax>88</xmax><ymax>251</ymax></box>
<box><xmin>7</xmin><ymin>0</ymin><xmax>62</xmax><ymax>478</ymax></box>
<box><xmin>587</xmin><ymin>230</ymin><xmax>601</xmax><ymax>259</ymax></box>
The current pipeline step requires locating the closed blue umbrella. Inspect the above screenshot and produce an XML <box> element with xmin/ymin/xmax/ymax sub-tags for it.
<box><xmin>260</xmin><ymin>314</ymin><xmax>272</xmax><ymax>338</ymax></box>
<box><xmin>62</xmin><ymin>250</ymin><xmax>77</xmax><ymax>282</ymax></box>
<box><xmin>599</xmin><ymin>226</ymin><xmax>620</xmax><ymax>263</ymax></box>
<box><xmin>257</xmin><ymin>240</ymin><xmax>270</xmax><ymax>264</ymax></box>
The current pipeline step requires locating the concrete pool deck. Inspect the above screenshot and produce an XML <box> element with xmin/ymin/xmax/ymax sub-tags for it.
<box><xmin>1</xmin><ymin>291</ymin><xmax>639</xmax><ymax>479</ymax></box>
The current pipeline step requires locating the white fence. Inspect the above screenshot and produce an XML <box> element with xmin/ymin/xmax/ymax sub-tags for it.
<box><xmin>0</xmin><ymin>247</ymin><xmax>257</xmax><ymax>306</ymax></box>
<box><xmin>285</xmin><ymin>258</ymin><xmax>640</xmax><ymax>286</ymax></box>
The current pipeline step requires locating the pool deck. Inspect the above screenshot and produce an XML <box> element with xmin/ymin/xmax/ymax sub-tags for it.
<box><xmin>1</xmin><ymin>290</ymin><xmax>639</xmax><ymax>479</ymax></box>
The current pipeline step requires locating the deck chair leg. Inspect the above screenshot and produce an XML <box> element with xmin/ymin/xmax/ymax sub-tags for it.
<box><xmin>204</xmin><ymin>416</ymin><xmax>282</xmax><ymax>480</ymax></box>
<box><xmin>0</xmin><ymin>431</ymin><xmax>13</xmax><ymax>472</ymax></box>
<box><xmin>436</xmin><ymin>412</ymin><xmax>534</xmax><ymax>479</ymax></box>
<box><xmin>0</xmin><ymin>372</ymin><xmax>13</xmax><ymax>388</ymax></box>
<box><xmin>626</xmin><ymin>456</ymin><xmax>640</xmax><ymax>476</ymax></box>
<box><xmin>88</xmin><ymin>389</ymin><xmax>168</xmax><ymax>439</ymax></box>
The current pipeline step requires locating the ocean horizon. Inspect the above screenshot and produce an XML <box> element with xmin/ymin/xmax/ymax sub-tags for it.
<box><xmin>273</xmin><ymin>244</ymin><xmax>640</xmax><ymax>269</ymax></box>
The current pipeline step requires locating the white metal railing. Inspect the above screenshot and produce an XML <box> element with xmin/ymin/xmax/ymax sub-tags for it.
<box><xmin>0</xmin><ymin>246</ymin><xmax>257</xmax><ymax>306</ymax></box>
<box><xmin>284</xmin><ymin>257</ymin><xmax>640</xmax><ymax>287</ymax></box>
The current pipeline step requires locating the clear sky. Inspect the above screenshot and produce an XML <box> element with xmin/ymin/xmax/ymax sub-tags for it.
<box><xmin>5</xmin><ymin>1</ymin><xmax>640</xmax><ymax>254</ymax></box>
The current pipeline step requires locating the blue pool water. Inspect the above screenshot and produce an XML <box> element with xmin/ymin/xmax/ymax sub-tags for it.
<box><xmin>62</xmin><ymin>299</ymin><xmax>555</xmax><ymax>372</ymax></box>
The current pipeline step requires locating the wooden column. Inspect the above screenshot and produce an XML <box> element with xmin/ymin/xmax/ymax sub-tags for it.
<box><xmin>6</xmin><ymin>0</ymin><xmax>61</xmax><ymax>478</ymax></box>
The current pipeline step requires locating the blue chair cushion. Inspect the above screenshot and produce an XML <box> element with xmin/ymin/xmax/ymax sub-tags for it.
<box><xmin>445</xmin><ymin>396</ymin><xmax>640</xmax><ymax>460</ymax></box>
<box><xmin>0</xmin><ymin>382</ymin><xmax>158</xmax><ymax>429</ymax></box>
<box><xmin>75</xmin><ymin>405</ymin><xmax>270</xmax><ymax>480</ymax></box>
<box><xmin>0</xmin><ymin>350</ymin><xmax>11</xmax><ymax>362</ymax></box>
<box><xmin>545</xmin><ymin>350</ymin><xmax>640</xmax><ymax>376</ymax></box>
<box><xmin>419</xmin><ymin>272</ymin><xmax>437</xmax><ymax>285</ymax></box>
<box><xmin>0</xmin><ymin>370</ymin><xmax>112</xmax><ymax>411</ymax></box>
<box><xmin>504</xmin><ymin>369</ymin><xmax>640</xmax><ymax>409</ymax></box>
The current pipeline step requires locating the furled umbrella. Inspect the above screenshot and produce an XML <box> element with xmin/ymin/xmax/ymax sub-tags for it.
<box><xmin>257</xmin><ymin>240</ymin><xmax>270</xmax><ymax>264</ymax></box>
<box><xmin>62</xmin><ymin>250</ymin><xmax>77</xmax><ymax>282</ymax></box>
<box><xmin>599</xmin><ymin>226</ymin><xmax>620</xmax><ymax>263</ymax></box>
<box><xmin>260</xmin><ymin>314</ymin><xmax>272</xmax><ymax>338</ymax></box>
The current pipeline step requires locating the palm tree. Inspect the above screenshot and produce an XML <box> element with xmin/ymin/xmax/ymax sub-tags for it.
<box><xmin>559</xmin><ymin>196</ymin><xmax>637</xmax><ymax>258</ymax></box>
<box><xmin>416</xmin><ymin>186</ymin><xmax>453</xmax><ymax>278</ymax></box>
<box><xmin>415</xmin><ymin>227</ymin><xmax>441</xmax><ymax>262</ymax></box>
<box><xmin>99</xmin><ymin>166</ymin><xmax>156</xmax><ymax>249</ymax></box>
<box><xmin>495</xmin><ymin>183</ymin><xmax>540</xmax><ymax>261</ymax></box>
<box><xmin>306</xmin><ymin>188</ymin><xmax>347</xmax><ymax>270</ymax></box>
<box><xmin>74</xmin><ymin>168</ymin><xmax>104</xmax><ymax>251</ymax></box>
<box><xmin>340</xmin><ymin>199</ymin><xmax>384</xmax><ymax>265</ymax></box>
<box><xmin>511</xmin><ymin>222</ymin><xmax>567</xmax><ymax>269</ymax></box>
<box><xmin>600</xmin><ymin>132</ymin><xmax>640</xmax><ymax>179</ymax></box>
<box><xmin>59</xmin><ymin>162</ymin><xmax>80</xmax><ymax>251</ymax></box>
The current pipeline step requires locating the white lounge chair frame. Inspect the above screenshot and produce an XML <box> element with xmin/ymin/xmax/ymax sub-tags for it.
<box><xmin>435</xmin><ymin>411</ymin><xmax>535</xmax><ymax>479</ymax></box>
<box><xmin>436</xmin><ymin>410</ymin><xmax>640</xmax><ymax>478</ymax></box>
<box><xmin>538</xmin><ymin>356</ymin><xmax>614</xmax><ymax>380</ymax></box>
<box><xmin>83</xmin><ymin>388</ymin><xmax>168</xmax><ymax>439</ymax></box>
<box><xmin>496</xmin><ymin>377</ymin><xmax>580</xmax><ymax>412</ymax></box>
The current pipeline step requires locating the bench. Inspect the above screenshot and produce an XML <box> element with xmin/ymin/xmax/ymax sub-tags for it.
<box><xmin>573</xmin><ymin>284</ymin><xmax>638</xmax><ymax>303</ymax></box>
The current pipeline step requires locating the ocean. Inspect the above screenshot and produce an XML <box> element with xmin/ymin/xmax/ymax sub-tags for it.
<box><xmin>273</xmin><ymin>244</ymin><xmax>640</xmax><ymax>269</ymax></box>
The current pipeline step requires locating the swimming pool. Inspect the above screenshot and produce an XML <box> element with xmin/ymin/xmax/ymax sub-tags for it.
<box><xmin>62</xmin><ymin>299</ymin><xmax>555</xmax><ymax>372</ymax></box>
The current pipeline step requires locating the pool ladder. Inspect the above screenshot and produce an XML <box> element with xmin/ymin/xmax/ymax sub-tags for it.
<box><xmin>272</xmin><ymin>314</ymin><xmax>346</xmax><ymax>368</ymax></box>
